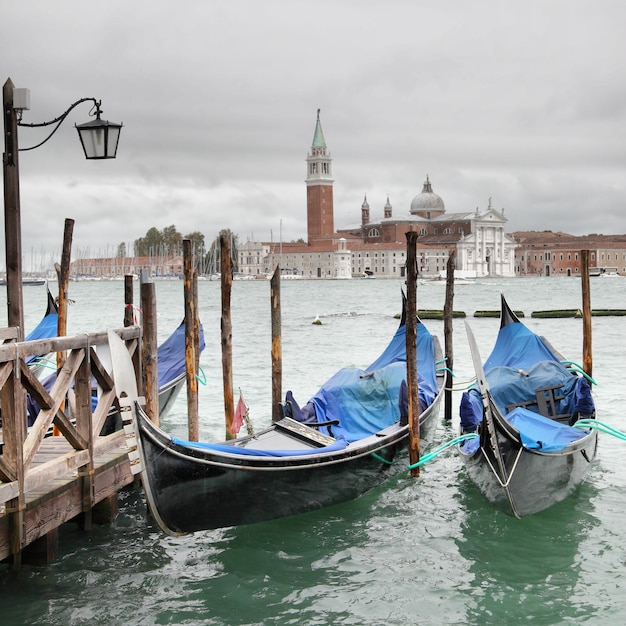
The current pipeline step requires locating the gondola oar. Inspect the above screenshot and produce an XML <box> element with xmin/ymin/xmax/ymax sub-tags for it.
<box><xmin>464</xmin><ymin>321</ymin><xmax>510</xmax><ymax>490</ymax></box>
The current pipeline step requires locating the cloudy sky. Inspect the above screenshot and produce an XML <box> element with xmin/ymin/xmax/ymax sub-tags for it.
<box><xmin>2</xmin><ymin>0</ymin><xmax>625</xmax><ymax>268</ymax></box>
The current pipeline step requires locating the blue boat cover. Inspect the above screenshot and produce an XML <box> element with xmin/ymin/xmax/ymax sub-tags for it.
<box><xmin>25</xmin><ymin>312</ymin><xmax>58</xmax><ymax>364</ymax></box>
<box><xmin>26</xmin><ymin>312</ymin><xmax>58</xmax><ymax>342</ymax></box>
<box><xmin>157</xmin><ymin>322</ymin><xmax>206</xmax><ymax>386</ymax></box>
<box><xmin>507</xmin><ymin>407</ymin><xmax>586</xmax><ymax>452</ymax></box>
<box><xmin>294</xmin><ymin>322</ymin><xmax>439</xmax><ymax>442</ymax></box>
<box><xmin>483</xmin><ymin>321</ymin><xmax>561</xmax><ymax>372</ymax></box>
<box><xmin>170</xmin><ymin>320</ymin><xmax>440</xmax><ymax>456</ymax></box>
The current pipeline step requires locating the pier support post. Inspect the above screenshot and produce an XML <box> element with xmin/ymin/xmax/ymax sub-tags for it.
<box><xmin>21</xmin><ymin>528</ymin><xmax>58</xmax><ymax>566</ymax></box>
<box><xmin>92</xmin><ymin>494</ymin><xmax>119</xmax><ymax>525</ymax></box>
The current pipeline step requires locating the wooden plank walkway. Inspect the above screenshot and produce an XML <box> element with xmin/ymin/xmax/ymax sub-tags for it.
<box><xmin>0</xmin><ymin>432</ymin><xmax>134</xmax><ymax>562</ymax></box>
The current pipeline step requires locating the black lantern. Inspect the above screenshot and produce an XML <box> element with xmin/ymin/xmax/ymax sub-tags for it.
<box><xmin>75</xmin><ymin>106</ymin><xmax>122</xmax><ymax>159</ymax></box>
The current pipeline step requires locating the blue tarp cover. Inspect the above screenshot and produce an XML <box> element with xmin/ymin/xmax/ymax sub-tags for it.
<box><xmin>157</xmin><ymin>322</ymin><xmax>206</xmax><ymax>386</ymax></box>
<box><xmin>25</xmin><ymin>312</ymin><xmax>58</xmax><ymax>364</ymax></box>
<box><xmin>25</xmin><ymin>312</ymin><xmax>58</xmax><ymax>342</ymax></box>
<box><xmin>483</xmin><ymin>322</ymin><xmax>561</xmax><ymax>371</ymax></box>
<box><xmin>507</xmin><ymin>407</ymin><xmax>586</xmax><ymax>452</ymax></box>
<box><xmin>171</xmin><ymin>320</ymin><xmax>440</xmax><ymax>455</ymax></box>
<box><xmin>297</xmin><ymin>322</ymin><xmax>439</xmax><ymax>442</ymax></box>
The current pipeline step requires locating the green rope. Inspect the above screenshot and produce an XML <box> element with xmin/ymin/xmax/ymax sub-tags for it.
<box><xmin>29</xmin><ymin>357</ymin><xmax>57</xmax><ymax>370</ymax></box>
<box><xmin>574</xmin><ymin>419</ymin><xmax>626</xmax><ymax>441</ymax></box>
<box><xmin>196</xmin><ymin>366</ymin><xmax>207</xmax><ymax>386</ymax></box>
<box><xmin>371</xmin><ymin>451</ymin><xmax>394</xmax><ymax>465</ymax></box>
<box><xmin>561</xmin><ymin>360</ymin><xmax>597</xmax><ymax>385</ymax></box>
<box><xmin>407</xmin><ymin>433</ymin><xmax>479</xmax><ymax>470</ymax></box>
<box><xmin>437</xmin><ymin>366</ymin><xmax>455</xmax><ymax>377</ymax></box>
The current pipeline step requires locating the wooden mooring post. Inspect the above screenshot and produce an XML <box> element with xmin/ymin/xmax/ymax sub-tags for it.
<box><xmin>220</xmin><ymin>235</ymin><xmax>235</xmax><ymax>440</ymax></box>
<box><xmin>580</xmin><ymin>250</ymin><xmax>593</xmax><ymax>378</ymax></box>
<box><xmin>124</xmin><ymin>274</ymin><xmax>134</xmax><ymax>327</ymax></box>
<box><xmin>405</xmin><ymin>231</ymin><xmax>421</xmax><ymax>477</ymax></box>
<box><xmin>271</xmin><ymin>265</ymin><xmax>282</xmax><ymax>422</ymax></box>
<box><xmin>443</xmin><ymin>252</ymin><xmax>455</xmax><ymax>421</ymax></box>
<box><xmin>183</xmin><ymin>239</ymin><xmax>199</xmax><ymax>441</ymax></box>
<box><xmin>141</xmin><ymin>278</ymin><xmax>159</xmax><ymax>426</ymax></box>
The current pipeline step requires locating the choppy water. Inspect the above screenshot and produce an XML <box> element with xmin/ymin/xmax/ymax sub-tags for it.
<box><xmin>1</xmin><ymin>276</ymin><xmax>625</xmax><ymax>625</ymax></box>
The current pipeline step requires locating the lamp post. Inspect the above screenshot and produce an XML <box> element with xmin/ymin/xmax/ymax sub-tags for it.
<box><xmin>2</xmin><ymin>77</ymin><xmax>122</xmax><ymax>332</ymax></box>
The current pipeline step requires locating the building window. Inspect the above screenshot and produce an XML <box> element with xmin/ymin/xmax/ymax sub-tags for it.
<box><xmin>419</xmin><ymin>228</ymin><xmax>427</xmax><ymax>236</ymax></box>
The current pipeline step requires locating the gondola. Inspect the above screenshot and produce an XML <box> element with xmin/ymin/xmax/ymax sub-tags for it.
<box><xmin>25</xmin><ymin>289</ymin><xmax>59</xmax><ymax>376</ymax></box>
<box><xmin>458</xmin><ymin>295</ymin><xmax>597</xmax><ymax>518</ymax></box>
<box><xmin>109</xmin><ymin>300</ymin><xmax>445</xmax><ymax>535</ymax></box>
<box><xmin>25</xmin><ymin>321</ymin><xmax>205</xmax><ymax>429</ymax></box>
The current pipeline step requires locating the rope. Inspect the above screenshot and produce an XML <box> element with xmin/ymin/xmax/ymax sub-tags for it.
<box><xmin>561</xmin><ymin>361</ymin><xmax>597</xmax><ymax>385</ymax></box>
<box><xmin>407</xmin><ymin>433</ymin><xmax>479</xmax><ymax>470</ymax></box>
<box><xmin>573</xmin><ymin>419</ymin><xmax>626</xmax><ymax>441</ymax></box>
<box><xmin>196</xmin><ymin>366</ymin><xmax>207</xmax><ymax>385</ymax></box>
<box><xmin>29</xmin><ymin>357</ymin><xmax>57</xmax><ymax>370</ymax></box>
<box><xmin>371</xmin><ymin>451</ymin><xmax>394</xmax><ymax>465</ymax></box>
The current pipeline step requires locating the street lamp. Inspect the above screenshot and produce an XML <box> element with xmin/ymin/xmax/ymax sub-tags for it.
<box><xmin>2</xmin><ymin>77</ymin><xmax>122</xmax><ymax>331</ymax></box>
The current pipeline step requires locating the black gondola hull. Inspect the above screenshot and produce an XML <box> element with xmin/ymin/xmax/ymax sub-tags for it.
<box><xmin>136</xmin><ymin>395</ymin><xmax>442</xmax><ymax>533</ymax></box>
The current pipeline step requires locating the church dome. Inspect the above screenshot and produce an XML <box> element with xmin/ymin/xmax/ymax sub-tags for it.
<box><xmin>410</xmin><ymin>176</ymin><xmax>445</xmax><ymax>215</ymax></box>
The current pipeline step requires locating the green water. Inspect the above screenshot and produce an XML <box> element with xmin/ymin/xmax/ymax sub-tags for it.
<box><xmin>1</xmin><ymin>277</ymin><xmax>625</xmax><ymax>625</ymax></box>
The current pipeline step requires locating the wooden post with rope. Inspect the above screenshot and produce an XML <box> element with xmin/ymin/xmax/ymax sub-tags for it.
<box><xmin>443</xmin><ymin>251</ymin><xmax>455</xmax><ymax>421</ymax></box>
<box><xmin>183</xmin><ymin>239</ymin><xmax>199</xmax><ymax>441</ymax></box>
<box><xmin>405</xmin><ymin>231</ymin><xmax>421</xmax><ymax>477</ymax></box>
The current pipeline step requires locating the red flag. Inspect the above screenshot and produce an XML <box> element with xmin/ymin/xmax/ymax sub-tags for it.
<box><xmin>232</xmin><ymin>390</ymin><xmax>248</xmax><ymax>436</ymax></box>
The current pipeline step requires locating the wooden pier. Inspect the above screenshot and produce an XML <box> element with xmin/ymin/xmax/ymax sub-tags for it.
<box><xmin>0</xmin><ymin>325</ymin><xmax>141</xmax><ymax>566</ymax></box>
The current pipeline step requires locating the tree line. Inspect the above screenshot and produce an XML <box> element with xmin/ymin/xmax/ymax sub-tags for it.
<box><xmin>118</xmin><ymin>225</ymin><xmax>238</xmax><ymax>275</ymax></box>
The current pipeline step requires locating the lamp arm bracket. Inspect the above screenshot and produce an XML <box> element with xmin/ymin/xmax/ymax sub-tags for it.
<box><xmin>17</xmin><ymin>97</ymin><xmax>101</xmax><ymax>152</ymax></box>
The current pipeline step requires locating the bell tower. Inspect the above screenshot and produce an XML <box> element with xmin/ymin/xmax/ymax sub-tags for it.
<box><xmin>306</xmin><ymin>109</ymin><xmax>334</xmax><ymax>243</ymax></box>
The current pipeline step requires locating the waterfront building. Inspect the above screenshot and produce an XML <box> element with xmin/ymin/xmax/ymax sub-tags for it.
<box><xmin>513</xmin><ymin>231</ymin><xmax>626</xmax><ymax>276</ymax></box>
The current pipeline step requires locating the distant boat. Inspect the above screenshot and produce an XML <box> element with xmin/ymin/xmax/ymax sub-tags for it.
<box><xmin>0</xmin><ymin>277</ymin><xmax>46</xmax><ymax>286</ymax></box>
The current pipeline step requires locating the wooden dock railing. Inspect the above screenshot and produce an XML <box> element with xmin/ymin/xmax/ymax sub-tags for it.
<box><xmin>0</xmin><ymin>326</ymin><xmax>141</xmax><ymax>565</ymax></box>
